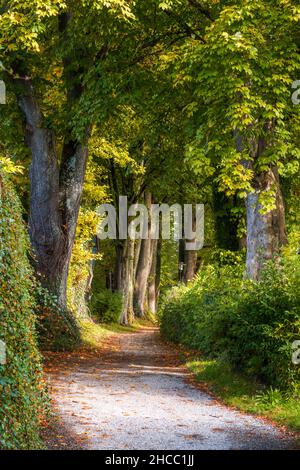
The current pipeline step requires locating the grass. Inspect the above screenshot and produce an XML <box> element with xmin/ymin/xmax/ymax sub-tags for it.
<box><xmin>79</xmin><ymin>317</ymin><xmax>154</xmax><ymax>351</ymax></box>
<box><xmin>186</xmin><ymin>358</ymin><xmax>300</xmax><ymax>433</ymax></box>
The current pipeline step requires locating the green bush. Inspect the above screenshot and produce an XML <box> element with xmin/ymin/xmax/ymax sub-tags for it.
<box><xmin>159</xmin><ymin>255</ymin><xmax>300</xmax><ymax>390</ymax></box>
<box><xmin>90</xmin><ymin>289</ymin><xmax>123</xmax><ymax>324</ymax></box>
<box><xmin>0</xmin><ymin>175</ymin><xmax>47</xmax><ymax>449</ymax></box>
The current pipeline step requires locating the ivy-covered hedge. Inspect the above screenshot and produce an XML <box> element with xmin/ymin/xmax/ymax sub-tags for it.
<box><xmin>159</xmin><ymin>249</ymin><xmax>300</xmax><ymax>390</ymax></box>
<box><xmin>0</xmin><ymin>174</ymin><xmax>47</xmax><ymax>449</ymax></box>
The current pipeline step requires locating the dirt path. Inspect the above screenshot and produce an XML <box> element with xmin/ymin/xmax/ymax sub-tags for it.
<box><xmin>43</xmin><ymin>327</ymin><xmax>295</xmax><ymax>450</ymax></box>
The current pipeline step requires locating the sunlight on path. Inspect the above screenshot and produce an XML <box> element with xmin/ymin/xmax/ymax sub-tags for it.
<box><xmin>45</xmin><ymin>328</ymin><xmax>294</xmax><ymax>450</ymax></box>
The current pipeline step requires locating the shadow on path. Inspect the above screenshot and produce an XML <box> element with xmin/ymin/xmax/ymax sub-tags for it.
<box><xmin>42</xmin><ymin>327</ymin><xmax>296</xmax><ymax>450</ymax></box>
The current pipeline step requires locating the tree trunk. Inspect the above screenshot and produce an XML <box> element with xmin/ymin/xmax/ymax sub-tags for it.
<box><xmin>245</xmin><ymin>165</ymin><xmax>287</xmax><ymax>279</ymax></box>
<box><xmin>58</xmin><ymin>138</ymin><xmax>89</xmax><ymax>305</ymax></box>
<box><xmin>236</xmin><ymin>133</ymin><xmax>287</xmax><ymax>280</ymax></box>
<box><xmin>114</xmin><ymin>242</ymin><xmax>124</xmax><ymax>291</ymax></box>
<box><xmin>134</xmin><ymin>238</ymin><xmax>142</xmax><ymax>279</ymax></box>
<box><xmin>18</xmin><ymin>82</ymin><xmax>89</xmax><ymax>306</ymax></box>
<box><xmin>178</xmin><ymin>238</ymin><xmax>185</xmax><ymax>282</ymax></box>
<box><xmin>148</xmin><ymin>239</ymin><xmax>158</xmax><ymax>315</ymax></box>
<box><xmin>155</xmin><ymin>237</ymin><xmax>162</xmax><ymax>303</ymax></box>
<box><xmin>133</xmin><ymin>192</ymin><xmax>152</xmax><ymax>318</ymax></box>
<box><xmin>120</xmin><ymin>239</ymin><xmax>135</xmax><ymax>325</ymax></box>
<box><xmin>85</xmin><ymin>236</ymin><xmax>100</xmax><ymax>301</ymax></box>
<box><xmin>183</xmin><ymin>245</ymin><xmax>197</xmax><ymax>283</ymax></box>
<box><xmin>183</xmin><ymin>209</ymin><xmax>197</xmax><ymax>283</ymax></box>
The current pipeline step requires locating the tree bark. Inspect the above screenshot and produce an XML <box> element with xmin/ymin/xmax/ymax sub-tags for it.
<box><xmin>155</xmin><ymin>237</ymin><xmax>162</xmax><ymax>303</ymax></box>
<box><xmin>183</xmin><ymin>244</ymin><xmax>198</xmax><ymax>283</ymax></box>
<box><xmin>236</xmin><ymin>133</ymin><xmax>287</xmax><ymax>280</ymax></box>
<box><xmin>114</xmin><ymin>241</ymin><xmax>124</xmax><ymax>291</ymax></box>
<box><xmin>120</xmin><ymin>239</ymin><xmax>135</xmax><ymax>325</ymax></box>
<box><xmin>148</xmin><ymin>239</ymin><xmax>158</xmax><ymax>315</ymax></box>
<box><xmin>178</xmin><ymin>238</ymin><xmax>185</xmax><ymax>282</ymax></box>
<box><xmin>245</xmin><ymin>165</ymin><xmax>287</xmax><ymax>279</ymax></box>
<box><xmin>18</xmin><ymin>81</ymin><xmax>89</xmax><ymax>306</ymax></box>
<box><xmin>58</xmin><ymin>138</ymin><xmax>90</xmax><ymax>305</ymax></box>
<box><xmin>85</xmin><ymin>236</ymin><xmax>100</xmax><ymax>301</ymax></box>
<box><xmin>133</xmin><ymin>192</ymin><xmax>152</xmax><ymax>318</ymax></box>
<box><xmin>134</xmin><ymin>238</ymin><xmax>142</xmax><ymax>279</ymax></box>
<box><xmin>183</xmin><ymin>209</ymin><xmax>198</xmax><ymax>283</ymax></box>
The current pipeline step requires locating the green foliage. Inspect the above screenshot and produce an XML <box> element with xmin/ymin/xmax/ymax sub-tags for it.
<box><xmin>90</xmin><ymin>290</ymin><xmax>123</xmax><ymax>324</ymax></box>
<box><xmin>211</xmin><ymin>248</ymin><xmax>245</xmax><ymax>266</ymax></box>
<box><xmin>0</xmin><ymin>174</ymin><xmax>47</xmax><ymax>449</ymax></box>
<box><xmin>35</xmin><ymin>286</ymin><xmax>81</xmax><ymax>352</ymax></box>
<box><xmin>164</xmin><ymin>0</ymin><xmax>300</xmax><ymax>208</ymax></box>
<box><xmin>68</xmin><ymin>154</ymin><xmax>108</xmax><ymax>318</ymax></box>
<box><xmin>0</xmin><ymin>0</ymin><xmax>65</xmax><ymax>54</ymax></box>
<box><xmin>160</xmin><ymin>240</ymin><xmax>179</xmax><ymax>291</ymax></box>
<box><xmin>68</xmin><ymin>210</ymin><xmax>101</xmax><ymax>319</ymax></box>
<box><xmin>159</xmin><ymin>253</ymin><xmax>300</xmax><ymax>390</ymax></box>
<box><xmin>0</xmin><ymin>156</ymin><xmax>24</xmax><ymax>175</ymax></box>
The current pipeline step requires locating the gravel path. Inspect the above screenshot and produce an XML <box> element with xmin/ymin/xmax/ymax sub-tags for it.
<box><xmin>44</xmin><ymin>327</ymin><xmax>295</xmax><ymax>450</ymax></box>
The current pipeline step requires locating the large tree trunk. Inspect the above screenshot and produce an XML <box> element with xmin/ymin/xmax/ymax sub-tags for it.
<box><xmin>236</xmin><ymin>133</ymin><xmax>287</xmax><ymax>280</ymax></box>
<box><xmin>133</xmin><ymin>192</ymin><xmax>152</xmax><ymax>318</ymax></box>
<box><xmin>19</xmin><ymin>86</ymin><xmax>65</xmax><ymax>299</ymax></box>
<box><xmin>18</xmin><ymin>82</ymin><xmax>89</xmax><ymax>306</ymax></box>
<box><xmin>114</xmin><ymin>239</ymin><xmax>135</xmax><ymax>324</ymax></box>
<box><xmin>245</xmin><ymin>165</ymin><xmax>287</xmax><ymax>279</ymax></box>
<box><xmin>134</xmin><ymin>236</ymin><xmax>152</xmax><ymax>317</ymax></box>
<box><xmin>58</xmin><ymin>138</ymin><xmax>89</xmax><ymax>305</ymax></box>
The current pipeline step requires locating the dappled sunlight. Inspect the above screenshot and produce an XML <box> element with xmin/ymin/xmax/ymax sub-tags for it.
<box><xmin>46</xmin><ymin>328</ymin><xmax>294</xmax><ymax>450</ymax></box>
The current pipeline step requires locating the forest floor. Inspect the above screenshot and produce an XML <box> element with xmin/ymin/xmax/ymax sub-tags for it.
<box><xmin>42</xmin><ymin>326</ymin><xmax>297</xmax><ymax>450</ymax></box>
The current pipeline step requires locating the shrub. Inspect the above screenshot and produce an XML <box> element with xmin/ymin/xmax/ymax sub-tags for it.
<box><xmin>90</xmin><ymin>290</ymin><xmax>123</xmax><ymax>324</ymax></box>
<box><xmin>159</xmin><ymin>255</ymin><xmax>300</xmax><ymax>390</ymax></box>
<box><xmin>224</xmin><ymin>260</ymin><xmax>300</xmax><ymax>388</ymax></box>
<box><xmin>0</xmin><ymin>175</ymin><xmax>47</xmax><ymax>449</ymax></box>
